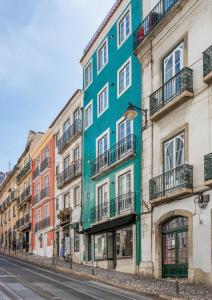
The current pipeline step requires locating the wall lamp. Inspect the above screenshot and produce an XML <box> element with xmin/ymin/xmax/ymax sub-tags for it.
<box><xmin>124</xmin><ymin>102</ymin><xmax>148</xmax><ymax>127</ymax></box>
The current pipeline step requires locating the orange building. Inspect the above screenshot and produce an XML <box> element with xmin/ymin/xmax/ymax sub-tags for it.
<box><xmin>31</xmin><ymin>129</ymin><xmax>55</xmax><ymax>257</ymax></box>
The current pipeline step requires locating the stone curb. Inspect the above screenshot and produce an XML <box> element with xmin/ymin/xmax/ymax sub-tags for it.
<box><xmin>0</xmin><ymin>252</ymin><xmax>183</xmax><ymax>300</ymax></box>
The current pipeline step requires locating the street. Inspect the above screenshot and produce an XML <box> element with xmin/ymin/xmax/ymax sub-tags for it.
<box><xmin>0</xmin><ymin>255</ymin><xmax>158</xmax><ymax>300</ymax></box>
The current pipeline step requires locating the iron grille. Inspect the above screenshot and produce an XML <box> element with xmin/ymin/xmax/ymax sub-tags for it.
<box><xmin>150</xmin><ymin>68</ymin><xmax>193</xmax><ymax>116</ymax></box>
<box><xmin>90</xmin><ymin>134</ymin><xmax>136</xmax><ymax>177</ymax></box>
<box><xmin>203</xmin><ymin>45</ymin><xmax>212</xmax><ymax>77</ymax></box>
<box><xmin>134</xmin><ymin>0</ymin><xmax>179</xmax><ymax>49</ymax></box>
<box><xmin>149</xmin><ymin>164</ymin><xmax>193</xmax><ymax>200</ymax></box>
<box><xmin>57</xmin><ymin>160</ymin><xmax>81</xmax><ymax>189</ymax></box>
<box><xmin>204</xmin><ymin>153</ymin><xmax>212</xmax><ymax>182</ymax></box>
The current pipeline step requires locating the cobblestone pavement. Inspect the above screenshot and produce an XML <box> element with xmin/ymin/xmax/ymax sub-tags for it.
<box><xmin>1</xmin><ymin>249</ymin><xmax>212</xmax><ymax>300</ymax></box>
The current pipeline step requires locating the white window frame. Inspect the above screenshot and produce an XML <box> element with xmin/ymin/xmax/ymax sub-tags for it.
<box><xmin>95</xmin><ymin>178</ymin><xmax>110</xmax><ymax>208</ymax></box>
<box><xmin>97</xmin><ymin>83</ymin><xmax>109</xmax><ymax>118</ymax></box>
<box><xmin>97</xmin><ymin>37</ymin><xmax>108</xmax><ymax>74</ymax></box>
<box><xmin>116</xmin><ymin>116</ymin><xmax>133</xmax><ymax>143</ymax></box>
<box><xmin>84</xmin><ymin>100</ymin><xmax>93</xmax><ymax>130</ymax></box>
<box><xmin>117</xmin><ymin>57</ymin><xmax>132</xmax><ymax>98</ymax></box>
<box><xmin>96</xmin><ymin>128</ymin><xmax>110</xmax><ymax>158</ymax></box>
<box><xmin>84</xmin><ymin>59</ymin><xmax>93</xmax><ymax>90</ymax></box>
<box><xmin>117</xmin><ymin>7</ymin><xmax>132</xmax><ymax>48</ymax></box>
<box><xmin>115</xmin><ymin>165</ymin><xmax>134</xmax><ymax>198</ymax></box>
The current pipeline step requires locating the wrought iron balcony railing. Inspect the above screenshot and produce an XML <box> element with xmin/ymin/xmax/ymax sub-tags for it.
<box><xmin>33</xmin><ymin>166</ymin><xmax>40</xmax><ymax>179</ymax></box>
<box><xmin>57</xmin><ymin>160</ymin><xmax>82</xmax><ymax>189</ymax></box>
<box><xmin>57</xmin><ymin>119</ymin><xmax>82</xmax><ymax>153</ymax></box>
<box><xmin>17</xmin><ymin>161</ymin><xmax>31</xmax><ymax>183</ymax></box>
<box><xmin>90</xmin><ymin>134</ymin><xmax>136</xmax><ymax>178</ymax></box>
<box><xmin>41</xmin><ymin>186</ymin><xmax>50</xmax><ymax>200</ymax></box>
<box><xmin>10</xmin><ymin>191</ymin><xmax>18</xmax><ymax>201</ymax></box>
<box><xmin>90</xmin><ymin>202</ymin><xmax>110</xmax><ymax>224</ymax></box>
<box><xmin>134</xmin><ymin>0</ymin><xmax>179</xmax><ymax>50</ymax></box>
<box><xmin>90</xmin><ymin>192</ymin><xmax>135</xmax><ymax>224</ymax></box>
<box><xmin>40</xmin><ymin>157</ymin><xmax>50</xmax><ymax>173</ymax></box>
<box><xmin>20</xmin><ymin>186</ymin><xmax>31</xmax><ymax>204</ymax></box>
<box><xmin>57</xmin><ymin>208</ymin><xmax>72</xmax><ymax>224</ymax></box>
<box><xmin>204</xmin><ymin>153</ymin><xmax>212</xmax><ymax>182</ymax></box>
<box><xmin>203</xmin><ymin>45</ymin><xmax>212</xmax><ymax>78</ymax></box>
<box><xmin>34</xmin><ymin>216</ymin><xmax>50</xmax><ymax>233</ymax></box>
<box><xmin>150</xmin><ymin>68</ymin><xmax>193</xmax><ymax>116</ymax></box>
<box><xmin>149</xmin><ymin>164</ymin><xmax>193</xmax><ymax>200</ymax></box>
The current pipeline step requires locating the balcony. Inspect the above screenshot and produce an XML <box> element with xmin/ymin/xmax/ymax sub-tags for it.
<box><xmin>10</xmin><ymin>191</ymin><xmax>18</xmax><ymax>202</ymax></box>
<box><xmin>41</xmin><ymin>187</ymin><xmax>49</xmax><ymax>200</ymax></box>
<box><xmin>134</xmin><ymin>0</ymin><xmax>180</xmax><ymax>50</ymax></box>
<box><xmin>16</xmin><ymin>214</ymin><xmax>30</xmax><ymax>230</ymax></box>
<box><xmin>40</xmin><ymin>157</ymin><xmax>50</xmax><ymax>173</ymax></box>
<box><xmin>204</xmin><ymin>153</ymin><xmax>212</xmax><ymax>186</ymax></box>
<box><xmin>57</xmin><ymin>119</ymin><xmax>82</xmax><ymax>154</ymax></box>
<box><xmin>34</xmin><ymin>217</ymin><xmax>50</xmax><ymax>233</ymax></box>
<box><xmin>150</xmin><ymin>68</ymin><xmax>193</xmax><ymax>121</ymax></box>
<box><xmin>18</xmin><ymin>186</ymin><xmax>31</xmax><ymax>207</ymax></box>
<box><xmin>33</xmin><ymin>193</ymin><xmax>41</xmax><ymax>206</ymax></box>
<box><xmin>90</xmin><ymin>192</ymin><xmax>135</xmax><ymax>225</ymax></box>
<box><xmin>149</xmin><ymin>164</ymin><xmax>193</xmax><ymax>205</ymax></box>
<box><xmin>91</xmin><ymin>134</ymin><xmax>136</xmax><ymax>179</ymax></box>
<box><xmin>17</xmin><ymin>161</ymin><xmax>31</xmax><ymax>183</ymax></box>
<box><xmin>57</xmin><ymin>208</ymin><xmax>72</xmax><ymax>225</ymax></box>
<box><xmin>57</xmin><ymin>160</ymin><xmax>81</xmax><ymax>189</ymax></box>
<box><xmin>33</xmin><ymin>166</ymin><xmax>40</xmax><ymax>180</ymax></box>
<box><xmin>203</xmin><ymin>45</ymin><xmax>212</xmax><ymax>84</ymax></box>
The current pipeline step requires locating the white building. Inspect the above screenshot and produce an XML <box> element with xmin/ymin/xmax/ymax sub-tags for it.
<box><xmin>134</xmin><ymin>0</ymin><xmax>212</xmax><ymax>284</ymax></box>
<box><xmin>50</xmin><ymin>90</ymin><xmax>84</xmax><ymax>263</ymax></box>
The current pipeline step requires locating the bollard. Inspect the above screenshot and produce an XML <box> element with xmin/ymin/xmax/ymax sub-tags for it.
<box><xmin>175</xmin><ymin>278</ymin><xmax>179</xmax><ymax>297</ymax></box>
<box><xmin>70</xmin><ymin>256</ymin><xmax>73</xmax><ymax>269</ymax></box>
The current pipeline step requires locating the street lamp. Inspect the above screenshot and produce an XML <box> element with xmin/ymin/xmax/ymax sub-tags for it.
<box><xmin>124</xmin><ymin>102</ymin><xmax>148</xmax><ymax>127</ymax></box>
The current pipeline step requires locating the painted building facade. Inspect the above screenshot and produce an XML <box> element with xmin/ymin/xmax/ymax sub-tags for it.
<box><xmin>31</xmin><ymin>129</ymin><xmax>55</xmax><ymax>257</ymax></box>
<box><xmin>81</xmin><ymin>0</ymin><xmax>142</xmax><ymax>274</ymax></box>
<box><xmin>134</xmin><ymin>0</ymin><xmax>212</xmax><ymax>284</ymax></box>
<box><xmin>0</xmin><ymin>168</ymin><xmax>19</xmax><ymax>251</ymax></box>
<box><xmin>50</xmin><ymin>90</ymin><xmax>83</xmax><ymax>263</ymax></box>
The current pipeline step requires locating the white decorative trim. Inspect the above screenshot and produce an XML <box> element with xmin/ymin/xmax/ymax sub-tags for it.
<box><xmin>95</xmin><ymin>177</ymin><xmax>110</xmax><ymax>207</ymax></box>
<box><xmin>115</xmin><ymin>164</ymin><xmax>134</xmax><ymax>197</ymax></box>
<box><xmin>116</xmin><ymin>116</ymin><xmax>134</xmax><ymax>143</ymax></box>
<box><xmin>95</xmin><ymin>128</ymin><xmax>110</xmax><ymax>158</ymax></box>
<box><xmin>97</xmin><ymin>37</ymin><xmax>109</xmax><ymax>75</ymax></box>
<box><xmin>117</xmin><ymin>5</ymin><xmax>132</xmax><ymax>49</ymax></box>
<box><xmin>97</xmin><ymin>82</ymin><xmax>109</xmax><ymax>118</ymax></box>
<box><xmin>84</xmin><ymin>59</ymin><xmax>93</xmax><ymax>91</ymax></box>
<box><xmin>84</xmin><ymin>99</ymin><xmax>93</xmax><ymax>131</ymax></box>
<box><xmin>117</xmin><ymin>56</ymin><xmax>132</xmax><ymax>98</ymax></box>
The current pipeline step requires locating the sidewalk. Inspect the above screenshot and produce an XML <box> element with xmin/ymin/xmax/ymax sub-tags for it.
<box><xmin>1</xmin><ymin>249</ymin><xmax>212</xmax><ymax>300</ymax></box>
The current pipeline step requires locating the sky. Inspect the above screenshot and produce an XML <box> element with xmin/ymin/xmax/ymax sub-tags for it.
<box><xmin>0</xmin><ymin>0</ymin><xmax>115</xmax><ymax>172</ymax></box>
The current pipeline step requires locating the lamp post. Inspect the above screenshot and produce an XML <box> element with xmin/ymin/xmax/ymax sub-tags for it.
<box><xmin>124</xmin><ymin>102</ymin><xmax>148</xmax><ymax>127</ymax></box>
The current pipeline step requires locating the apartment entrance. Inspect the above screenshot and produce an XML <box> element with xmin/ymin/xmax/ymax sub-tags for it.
<box><xmin>162</xmin><ymin>216</ymin><xmax>188</xmax><ymax>278</ymax></box>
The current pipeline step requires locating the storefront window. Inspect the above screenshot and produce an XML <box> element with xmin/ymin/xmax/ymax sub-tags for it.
<box><xmin>94</xmin><ymin>233</ymin><xmax>107</xmax><ymax>260</ymax></box>
<box><xmin>116</xmin><ymin>227</ymin><xmax>133</xmax><ymax>258</ymax></box>
<box><xmin>74</xmin><ymin>230</ymin><xmax>80</xmax><ymax>252</ymax></box>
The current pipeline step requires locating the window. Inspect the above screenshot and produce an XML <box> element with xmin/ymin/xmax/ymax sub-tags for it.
<box><xmin>64</xmin><ymin>192</ymin><xmax>70</xmax><ymax>209</ymax></box>
<box><xmin>74</xmin><ymin>186</ymin><xmax>80</xmax><ymax>207</ymax></box>
<box><xmin>84</xmin><ymin>100</ymin><xmax>93</xmax><ymax>129</ymax></box>
<box><xmin>164</xmin><ymin>132</ymin><xmax>185</xmax><ymax>190</ymax></box>
<box><xmin>97</xmin><ymin>134</ymin><xmax>108</xmax><ymax>157</ymax></box>
<box><xmin>56</xmin><ymin>197</ymin><xmax>59</xmax><ymax>211</ymax></box>
<box><xmin>116</xmin><ymin>227</ymin><xmax>133</xmax><ymax>258</ymax></box>
<box><xmin>36</xmin><ymin>182</ymin><xmax>40</xmax><ymax>195</ymax></box>
<box><xmin>44</xmin><ymin>175</ymin><xmax>49</xmax><ymax>188</ymax></box>
<box><xmin>73</xmin><ymin>147</ymin><xmax>80</xmax><ymax>162</ymax></box>
<box><xmin>63</xmin><ymin>156</ymin><xmax>70</xmax><ymax>171</ymax></box>
<box><xmin>118</xmin><ymin>118</ymin><xmax>132</xmax><ymax>141</ymax></box>
<box><xmin>163</xmin><ymin>42</ymin><xmax>184</xmax><ymax>101</ymax></box>
<box><xmin>118</xmin><ymin>58</ymin><xmax>131</xmax><ymax>97</ymax></box>
<box><xmin>36</xmin><ymin>209</ymin><xmax>40</xmax><ymax>223</ymax></box>
<box><xmin>94</xmin><ymin>233</ymin><xmax>107</xmax><ymax>260</ymax></box>
<box><xmin>97</xmin><ymin>39</ymin><xmax>108</xmax><ymax>73</ymax></box>
<box><xmin>56</xmin><ymin>165</ymin><xmax>59</xmax><ymax>175</ymax></box>
<box><xmin>44</xmin><ymin>147</ymin><xmax>49</xmax><ymax>159</ymax></box>
<box><xmin>97</xmin><ymin>84</ymin><xmax>108</xmax><ymax>117</ymax></box>
<box><xmin>13</xmin><ymin>205</ymin><xmax>16</xmax><ymax>217</ymax></box>
<box><xmin>73</xmin><ymin>107</ymin><xmax>80</xmax><ymax>122</ymax></box>
<box><xmin>36</xmin><ymin>156</ymin><xmax>40</xmax><ymax>169</ymax></box>
<box><xmin>164</xmin><ymin>132</ymin><xmax>185</xmax><ymax>172</ymax></box>
<box><xmin>63</xmin><ymin>119</ymin><xmax>70</xmax><ymax>134</ymax></box>
<box><xmin>118</xmin><ymin>10</ymin><xmax>131</xmax><ymax>47</ymax></box>
<box><xmin>74</xmin><ymin>230</ymin><xmax>80</xmax><ymax>252</ymax></box>
<box><xmin>44</xmin><ymin>204</ymin><xmax>49</xmax><ymax>219</ymax></box>
<box><xmin>55</xmin><ymin>131</ymin><xmax>59</xmax><ymax>147</ymax></box>
<box><xmin>84</xmin><ymin>61</ymin><xmax>93</xmax><ymax>89</ymax></box>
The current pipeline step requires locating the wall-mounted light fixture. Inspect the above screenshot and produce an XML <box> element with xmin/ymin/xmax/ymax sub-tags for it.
<box><xmin>124</xmin><ymin>102</ymin><xmax>148</xmax><ymax>127</ymax></box>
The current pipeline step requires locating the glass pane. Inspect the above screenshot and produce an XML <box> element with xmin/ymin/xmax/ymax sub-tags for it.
<box><xmin>165</xmin><ymin>140</ymin><xmax>174</xmax><ymax>171</ymax></box>
<box><xmin>116</xmin><ymin>227</ymin><xmax>132</xmax><ymax>258</ymax></box>
<box><xmin>163</xmin><ymin>232</ymin><xmax>176</xmax><ymax>264</ymax></box>
<box><xmin>178</xmin><ymin>231</ymin><xmax>188</xmax><ymax>264</ymax></box>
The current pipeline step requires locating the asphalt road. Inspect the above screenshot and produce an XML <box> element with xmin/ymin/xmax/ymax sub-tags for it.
<box><xmin>0</xmin><ymin>254</ymin><xmax>159</xmax><ymax>300</ymax></box>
